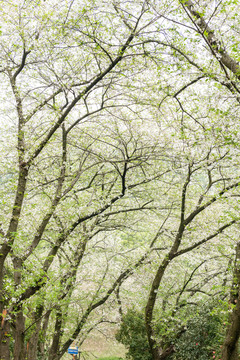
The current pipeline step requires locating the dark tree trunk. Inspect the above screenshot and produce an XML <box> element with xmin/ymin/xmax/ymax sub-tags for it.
<box><xmin>48</xmin><ymin>308</ymin><xmax>63</xmax><ymax>360</ymax></box>
<box><xmin>145</xmin><ymin>255</ymin><xmax>177</xmax><ymax>360</ymax></box>
<box><xmin>12</xmin><ymin>256</ymin><xmax>26</xmax><ymax>360</ymax></box>
<box><xmin>221</xmin><ymin>241</ymin><xmax>240</xmax><ymax>360</ymax></box>
<box><xmin>38</xmin><ymin>309</ymin><xmax>51</xmax><ymax>359</ymax></box>
<box><xmin>144</xmin><ymin>168</ymin><xmax>192</xmax><ymax>360</ymax></box>
<box><xmin>0</xmin><ymin>166</ymin><xmax>28</xmax><ymax>358</ymax></box>
<box><xmin>13</xmin><ymin>310</ymin><xmax>26</xmax><ymax>360</ymax></box>
<box><xmin>0</xmin><ymin>310</ymin><xmax>11</xmax><ymax>360</ymax></box>
<box><xmin>26</xmin><ymin>304</ymin><xmax>44</xmax><ymax>360</ymax></box>
<box><xmin>145</xmin><ymin>257</ymin><xmax>172</xmax><ymax>360</ymax></box>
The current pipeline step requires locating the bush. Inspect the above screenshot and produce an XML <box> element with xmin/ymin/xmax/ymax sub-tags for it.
<box><xmin>115</xmin><ymin>309</ymin><xmax>151</xmax><ymax>360</ymax></box>
<box><xmin>116</xmin><ymin>301</ymin><xmax>226</xmax><ymax>360</ymax></box>
<box><xmin>171</xmin><ymin>301</ymin><xmax>225</xmax><ymax>360</ymax></box>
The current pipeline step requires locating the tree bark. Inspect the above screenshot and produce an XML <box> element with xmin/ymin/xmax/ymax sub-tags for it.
<box><xmin>26</xmin><ymin>304</ymin><xmax>44</xmax><ymax>360</ymax></box>
<box><xmin>13</xmin><ymin>258</ymin><xmax>26</xmax><ymax>360</ymax></box>
<box><xmin>38</xmin><ymin>310</ymin><xmax>51</xmax><ymax>359</ymax></box>
<box><xmin>144</xmin><ymin>167</ymin><xmax>191</xmax><ymax>360</ymax></box>
<box><xmin>180</xmin><ymin>0</ymin><xmax>240</xmax><ymax>79</ymax></box>
<box><xmin>221</xmin><ymin>242</ymin><xmax>240</xmax><ymax>360</ymax></box>
<box><xmin>145</xmin><ymin>257</ymin><xmax>173</xmax><ymax>360</ymax></box>
<box><xmin>0</xmin><ymin>310</ymin><xmax>11</xmax><ymax>360</ymax></box>
<box><xmin>13</xmin><ymin>310</ymin><xmax>26</xmax><ymax>360</ymax></box>
<box><xmin>48</xmin><ymin>308</ymin><xmax>63</xmax><ymax>360</ymax></box>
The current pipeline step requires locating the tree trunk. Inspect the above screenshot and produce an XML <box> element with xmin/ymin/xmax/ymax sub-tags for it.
<box><xmin>12</xmin><ymin>256</ymin><xmax>26</xmax><ymax>360</ymax></box>
<box><xmin>26</xmin><ymin>304</ymin><xmax>44</xmax><ymax>360</ymax></box>
<box><xmin>48</xmin><ymin>308</ymin><xmax>63</xmax><ymax>360</ymax></box>
<box><xmin>0</xmin><ymin>166</ymin><xmax>28</xmax><ymax>358</ymax></box>
<box><xmin>145</xmin><ymin>252</ymin><xmax>180</xmax><ymax>360</ymax></box>
<box><xmin>0</xmin><ymin>310</ymin><xmax>11</xmax><ymax>360</ymax></box>
<box><xmin>38</xmin><ymin>309</ymin><xmax>51</xmax><ymax>359</ymax></box>
<box><xmin>145</xmin><ymin>258</ymin><xmax>171</xmax><ymax>360</ymax></box>
<box><xmin>221</xmin><ymin>241</ymin><xmax>240</xmax><ymax>360</ymax></box>
<box><xmin>13</xmin><ymin>310</ymin><xmax>26</xmax><ymax>360</ymax></box>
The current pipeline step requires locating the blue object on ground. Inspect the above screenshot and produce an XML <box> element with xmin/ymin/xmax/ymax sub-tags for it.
<box><xmin>68</xmin><ymin>347</ymin><xmax>78</xmax><ymax>354</ymax></box>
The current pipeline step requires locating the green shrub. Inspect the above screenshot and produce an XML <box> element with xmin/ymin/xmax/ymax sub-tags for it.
<box><xmin>116</xmin><ymin>301</ymin><xmax>226</xmax><ymax>360</ymax></box>
<box><xmin>116</xmin><ymin>309</ymin><xmax>151</xmax><ymax>360</ymax></box>
<box><xmin>171</xmin><ymin>301</ymin><xmax>226</xmax><ymax>360</ymax></box>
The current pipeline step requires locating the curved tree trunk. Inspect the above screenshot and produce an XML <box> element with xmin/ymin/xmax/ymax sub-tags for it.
<box><xmin>145</xmin><ymin>256</ymin><xmax>174</xmax><ymax>360</ymax></box>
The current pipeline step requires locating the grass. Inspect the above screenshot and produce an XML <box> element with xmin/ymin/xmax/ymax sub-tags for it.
<box><xmin>80</xmin><ymin>330</ymin><xmax>126</xmax><ymax>360</ymax></box>
<box><xmin>97</xmin><ymin>357</ymin><xmax>123</xmax><ymax>360</ymax></box>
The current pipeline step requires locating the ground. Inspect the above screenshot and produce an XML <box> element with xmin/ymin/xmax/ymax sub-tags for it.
<box><xmin>63</xmin><ymin>329</ymin><xmax>126</xmax><ymax>360</ymax></box>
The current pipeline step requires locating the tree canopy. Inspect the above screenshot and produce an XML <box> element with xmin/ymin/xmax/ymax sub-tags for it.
<box><xmin>0</xmin><ymin>1</ymin><xmax>240</xmax><ymax>360</ymax></box>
